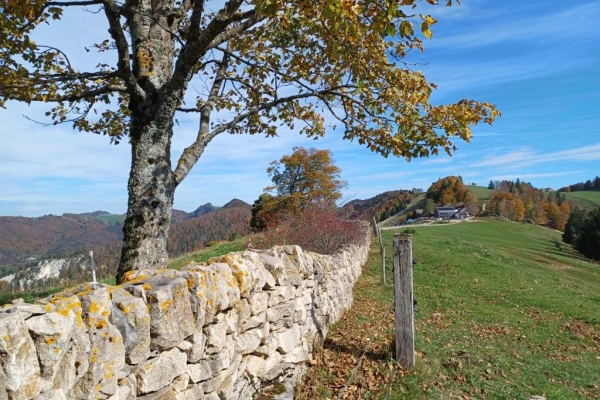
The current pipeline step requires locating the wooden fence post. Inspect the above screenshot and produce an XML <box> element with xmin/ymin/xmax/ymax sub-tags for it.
<box><xmin>393</xmin><ymin>234</ymin><xmax>415</xmax><ymax>368</ymax></box>
<box><xmin>382</xmin><ymin>245</ymin><xmax>386</xmax><ymax>285</ymax></box>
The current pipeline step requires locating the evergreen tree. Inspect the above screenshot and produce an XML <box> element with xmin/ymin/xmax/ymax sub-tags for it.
<box><xmin>562</xmin><ymin>208</ymin><xmax>587</xmax><ymax>245</ymax></box>
<box><xmin>574</xmin><ymin>208</ymin><xmax>600</xmax><ymax>261</ymax></box>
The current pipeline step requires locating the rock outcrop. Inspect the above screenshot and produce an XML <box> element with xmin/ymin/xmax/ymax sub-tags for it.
<box><xmin>0</xmin><ymin>224</ymin><xmax>370</xmax><ymax>399</ymax></box>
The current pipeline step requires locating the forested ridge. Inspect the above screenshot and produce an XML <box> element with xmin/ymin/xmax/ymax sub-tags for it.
<box><xmin>341</xmin><ymin>190</ymin><xmax>416</xmax><ymax>222</ymax></box>
<box><xmin>0</xmin><ymin>200</ymin><xmax>251</xmax><ymax>269</ymax></box>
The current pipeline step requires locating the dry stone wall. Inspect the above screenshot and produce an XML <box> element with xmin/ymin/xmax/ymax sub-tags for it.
<box><xmin>0</xmin><ymin>225</ymin><xmax>370</xmax><ymax>400</ymax></box>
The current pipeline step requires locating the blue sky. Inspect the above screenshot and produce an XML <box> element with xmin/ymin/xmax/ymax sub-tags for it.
<box><xmin>1</xmin><ymin>0</ymin><xmax>599</xmax><ymax>217</ymax></box>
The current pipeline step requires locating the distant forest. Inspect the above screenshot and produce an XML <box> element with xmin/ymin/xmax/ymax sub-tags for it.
<box><xmin>558</xmin><ymin>176</ymin><xmax>600</xmax><ymax>192</ymax></box>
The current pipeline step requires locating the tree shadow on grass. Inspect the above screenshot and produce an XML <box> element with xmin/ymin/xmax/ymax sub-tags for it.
<box><xmin>322</xmin><ymin>337</ymin><xmax>393</xmax><ymax>362</ymax></box>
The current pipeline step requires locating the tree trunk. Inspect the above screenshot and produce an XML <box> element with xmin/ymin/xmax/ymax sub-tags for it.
<box><xmin>116</xmin><ymin>110</ymin><xmax>176</xmax><ymax>283</ymax></box>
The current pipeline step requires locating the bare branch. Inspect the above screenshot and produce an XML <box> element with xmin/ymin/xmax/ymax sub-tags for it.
<box><xmin>173</xmin><ymin>47</ymin><xmax>231</xmax><ymax>184</ymax></box>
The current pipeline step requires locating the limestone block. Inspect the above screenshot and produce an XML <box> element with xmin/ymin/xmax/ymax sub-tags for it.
<box><xmin>282</xmin><ymin>345</ymin><xmax>310</xmax><ymax>364</ymax></box>
<box><xmin>111</xmin><ymin>287</ymin><xmax>151</xmax><ymax>365</ymax></box>
<box><xmin>0</xmin><ymin>369</ymin><xmax>8</xmax><ymax>400</ymax></box>
<box><xmin>108</xmin><ymin>384</ymin><xmax>133</xmax><ymax>400</ymax></box>
<box><xmin>117</xmin><ymin>376</ymin><xmax>136</xmax><ymax>399</ymax></box>
<box><xmin>135</xmin><ymin>348</ymin><xmax>187</xmax><ymax>394</ymax></box>
<box><xmin>234</xmin><ymin>327</ymin><xmax>263</xmax><ymax>355</ymax></box>
<box><xmin>242</xmin><ymin>311</ymin><xmax>267</xmax><ymax>333</ymax></box>
<box><xmin>32</xmin><ymin>388</ymin><xmax>67</xmax><ymax>400</ymax></box>
<box><xmin>187</xmin><ymin>352</ymin><xmax>230</xmax><ymax>383</ymax></box>
<box><xmin>0</xmin><ymin>311</ymin><xmax>42</xmax><ymax>399</ymax></box>
<box><xmin>216</xmin><ymin>354</ymin><xmax>242</xmax><ymax>400</ymax></box>
<box><xmin>26</xmin><ymin>311</ymin><xmax>75</xmax><ymax>390</ymax></box>
<box><xmin>137</xmin><ymin>387</ymin><xmax>177</xmax><ymax>400</ymax></box>
<box><xmin>264</xmin><ymin>353</ymin><xmax>282</xmax><ymax>378</ymax></box>
<box><xmin>237</xmin><ymin>250</ymin><xmax>277</xmax><ymax>290</ymax></box>
<box><xmin>42</xmin><ymin>296</ymin><xmax>90</xmax><ymax>395</ymax></box>
<box><xmin>203</xmin><ymin>320</ymin><xmax>227</xmax><ymax>352</ymax></box>
<box><xmin>281</xmin><ymin>246</ymin><xmax>314</xmax><ymax>284</ymax></box>
<box><xmin>209</xmin><ymin>252</ymin><xmax>267</xmax><ymax>297</ymax></box>
<box><xmin>224</xmin><ymin>333</ymin><xmax>235</xmax><ymax>361</ymax></box>
<box><xmin>202</xmin><ymin>391</ymin><xmax>220</xmax><ymax>400</ymax></box>
<box><xmin>267</xmin><ymin>302</ymin><xmax>294</xmax><ymax>323</ymax></box>
<box><xmin>244</xmin><ymin>355</ymin><xmax>266</xmax><ymax>378</ymax></box>
<box><xmin>172</xmin><ymin>373</ymin><xmax>190</xmax><ymax>393</ymax></box>
<box><xmin>274</xmin><ymin>324</ymin><xmax>301</xmax><ymax>354</ymax></box>
<box><xmin>10</xmin><ymin>303</ymin><xmax>47</xmax><ymax>320</ymax></box>
<box><xmin>223</xmin><ymin>308</ymin><xmax>238</xmax><ymax>334</ymax></box>
<box><xmin>178</xmin><ymin>332</ymin><xmax>205</xmax><ymax>363</ymax></box>
<box><xmin>182</xmin><ymin>263</ymin><xmax>240</xmax><ymax>325</ymax></box>
<box><xmin>258</xmin><ymin>252</ymin><xmax>289</xmax><ymax>286</ymax></box>
<box><xmin>144</xmin><ymin>276</ymin><xmax>196</xmax><ymax>351</ymax></box>
<box><xmin>267</xmin><ymin>286</ymin><xmax>296</xmax><ymax>307</ymax></box>
<box><xmin>294</xmin><ymin>298</ymin><xmax>308</xmax><ymax>323</ymax></box>
<box><xmin>249</xmin><ymin>292</ymin><xmax>269</xmax><ymax>315</ymax></box>
<box><xmin>70</xmin><ymin>288</ymin><xmax>125</xmax><ymax>400</ymax></box>
<box><xmin>175</xmin><ymin>385</ymin><xmax>204</xmax><ymax>400</ymax></box>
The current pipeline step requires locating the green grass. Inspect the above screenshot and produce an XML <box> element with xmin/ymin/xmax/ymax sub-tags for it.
<box><xmin>167</xmin><ymin>238</ymin><xmax>247</xmax><ymax>270</ymax></box>
<box><xmin>388</xmin><ymin>221</ymin><xmax>600</xmax><ymax>398</ymax></box>
<box><xmin>0</xmin><ymin>276</ymin><xmax>116</xmax><ymax>306</ymax></box>
<box><xmin>93</xmin><ymin>213</ymin><xmax>126</xmax><ymax>224</ymax></box>
<box><xmin>298</xmin><ymin>219</ymin><xmax>600</xmax><ymax>399</ymax></box>
<box><xmin>467</xmin><ymin>185</ymin><xmax>494</xmax><ymax>204</ymax></box>
<box><xmin>564</xmin><ymin>190</ymin><xmax>600</xmax><ymax>211</ymax></box>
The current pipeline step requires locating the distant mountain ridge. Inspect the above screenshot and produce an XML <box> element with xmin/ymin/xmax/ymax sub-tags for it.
<box><xmin>341</xmin><ymin>190</ymin><xmax>416</xmax><ymax>222</ymax></box>
<box><xmin>0</xmin><ymin>199</ymin><xmax>251</xmax><ymax>268</ymax></box>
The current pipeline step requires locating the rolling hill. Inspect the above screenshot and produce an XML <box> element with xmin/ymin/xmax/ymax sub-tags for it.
<box><xmin>0</xmin><ymin>199</ymin><xmax>252</xmax><ymax>281</ymax></box>
<box><xmin>563</xmin><ymin>189</ymin><xmax>600</xmax><ymax>210</ymax></box>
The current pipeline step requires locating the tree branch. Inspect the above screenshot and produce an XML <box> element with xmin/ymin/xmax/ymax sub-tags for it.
<box><xmin>207</xmin><ymin>10</ymin><xmax>264</xmax><ymax>50</ymax></box>
<box><xmin>167</xmin><ymin>0</ymin><xmax>249</xmax><ymax>98</ymax></box>
<box><xmin>173</xmin><ymin>47</ymin><xmax>231</xmax><ymax>185</ymax></box>
<box><xmin>102</xmin><ymin>0</ymin><xmax>145</xmax><ymax>101</ymax></box>
<box><xmin>46</xmin><ymin>0</ymin><xmax>103</xmax><ymax>6</ymax></box>
<box><xmin>173</xmin><ymin>88</ymin><xmax>344</xmax><ymax>186</ymax></box>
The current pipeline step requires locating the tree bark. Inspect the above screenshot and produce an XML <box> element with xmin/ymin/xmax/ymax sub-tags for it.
<box><xmin>116</xmin><ymin>106</ymin><xmax>176</xmax><ymax>283</ymax></box>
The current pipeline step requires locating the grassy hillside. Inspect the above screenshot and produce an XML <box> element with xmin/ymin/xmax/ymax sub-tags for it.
<box><xmin>468</xmin><ymin>185</ymin><xmax>494</xmax><ymax>203</ymax></box>
<box><xmin>298</xmin><ymin>220</ymin><xmax>600</xmax><ymax>399</ymax></box>
<box><xmin>93</xmin><ymin>213</ymin><xmax>126</xmax><ymax>224</ymax></box>
<box><xmin>564</xmin><ymin>190</ymin><xmax>600</xmax><ymax>210</ymax></box>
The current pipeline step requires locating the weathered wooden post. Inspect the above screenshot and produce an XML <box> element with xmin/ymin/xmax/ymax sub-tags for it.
<box><xmin>393</xmin><ymin>234</ymin><xmax>415</xmax><ymax>368</ymax></box>
<box><xmin>382</xmin><ymin>244</ymin><xmax>386</xmax><ymax>285</ymax></box>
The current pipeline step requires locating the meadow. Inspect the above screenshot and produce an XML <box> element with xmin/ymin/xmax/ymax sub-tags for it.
<box><xmin>297</xmin><ymin>220</ymin><xmax>600</xmax><ymax>399</ymax></box>
<box><xmin>564</xmin><ymin>190</ymin><xmax>600</xmax><ymax>211</ymax></box>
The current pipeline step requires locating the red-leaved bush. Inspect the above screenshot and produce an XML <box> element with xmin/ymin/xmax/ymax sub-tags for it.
<box><xmin>252</xmin><ymin>205</ymin><xmax>365</xmax><ymax>255</ymax></box>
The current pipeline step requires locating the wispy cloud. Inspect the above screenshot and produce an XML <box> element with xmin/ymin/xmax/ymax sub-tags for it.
<box><xmin>473</xmin><ymin>143</ymin><xmax>600</xmax><ymax>169</ymax></box>
<box><xmin>489</xmin><ymin>171</ymin><xmax>583</xmax><ymax>183</ymax></box>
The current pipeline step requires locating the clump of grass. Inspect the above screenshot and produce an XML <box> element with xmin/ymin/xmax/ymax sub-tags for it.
<box><xmin>167</xmin><ymin>237</ymin><xmax>247</xmax><ymax>270</ymax></box>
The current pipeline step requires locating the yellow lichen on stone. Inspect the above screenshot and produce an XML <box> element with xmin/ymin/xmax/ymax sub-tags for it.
<box><xmin>159</xmin><ymin>299</ymin><xmax>174</xmax><ymax>311</ymax></box>
<box><xmin>90</xmin><ymin>346</ymin><xmax>99</xmax><ymax>362</ymax></box>
<box><xmin>122</xmin><ymin>270</ymin><xmax>147</xmax><ymax>284</ymax></box>
<box><xmin>88</xmin><ymin>301</ymin><xmax>100</xmax><ymax>314</ymax></box>
<box><xmin>44</xmin><ymin>336</ymin><xmax>57</xmax><ymax>345</ymax></box>
<box><xmin>118</xmin><ymin>303</ymin><xmax>132</xmax><ymax>314</ymax></box>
